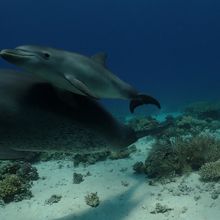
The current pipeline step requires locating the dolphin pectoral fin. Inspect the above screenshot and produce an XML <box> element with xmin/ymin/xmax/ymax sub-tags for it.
<box><xmin>129</xmin><ymin>94</ymin><xmax>161</xmax><ymax>113</ymax></box>
<box><xmin>64</xmin><ymin>73</ymin><xmax>99</xmax><ymax>99</ymax></box>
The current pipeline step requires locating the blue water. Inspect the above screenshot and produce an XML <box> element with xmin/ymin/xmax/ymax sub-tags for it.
<box><xmin>0</xmin><ymin>0</ymin><xmax>219</xmax><ymax>113</ymax></box>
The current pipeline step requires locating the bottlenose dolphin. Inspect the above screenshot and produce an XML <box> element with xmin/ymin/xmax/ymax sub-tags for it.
<box><xmin>0</xmin><ymin>45</ymin><xmax>161</xmax><ymax>113</ymax></box>
<box><xmin>0</xmin><ymin>69</ymin><xmax>138</xmax><ymax>160</ymax></box>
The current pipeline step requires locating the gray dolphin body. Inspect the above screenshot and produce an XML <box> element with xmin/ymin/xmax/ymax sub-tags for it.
<box><xmin>0</xmin><ymin>45</ymin><xmax>161</xmax><ymax>113</ymax></box>
<box><xmin>0</xmin><ymin>69</ymin><xmax>138</xmax><ymax>160</ymax></box>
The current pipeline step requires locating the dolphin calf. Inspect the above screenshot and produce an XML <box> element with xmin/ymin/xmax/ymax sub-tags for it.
<box><xmin>0</xmin><ymin>69</ymin><xmax>139</xmax><ymax>160</ymax></box>
<box><xmin>0</xmin><ymin>45</ymin><xmax>161</xmax><ymax>113</ymax></box>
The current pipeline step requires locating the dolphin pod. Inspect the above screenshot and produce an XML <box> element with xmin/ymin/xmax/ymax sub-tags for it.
<box><xmin>0</xmin><ymin>45</ymin><xmax>161</xmax><ymax>113</ymax></box>
<box><xmin>0</xmin><ymin>69</ymin><xmax>139</xmax><ymax>159</ymax></box>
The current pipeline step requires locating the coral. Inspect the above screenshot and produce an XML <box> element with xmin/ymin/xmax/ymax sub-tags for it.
<box><xmin>0</xmin><ymin>175</ymin><xmax>21</xmax><ymax>201</ymax></box>
<box><xmin>211</xmin><ymin>191</ymin><xmax>219</xmax><ymax>200</ymax></box>
<box><xmin>160</xmin><ymin>115</ymin><xmax>209</xmax><ymax>138</ymax></box>
<box><xmin>0</xmin><ymin>161</ymin><xmax>38</xmax><ymax>181</ymax></box>
<box><xmin>209</xmin><ymin>120</ymin><xmax>220</xmax><ymax>131</ymax></box>
<box><xmin>73</xmin><ymin>173</ymin><xmax>84</xmax><ymax>184</ymax></box>
<box><xmin>45</xmin><ymin>194</ymin><xmax>62</xmax><ymax>205</ymax></box>
<box><xmin>73</xmin><ymin>145</ymin><xmax>136</xmax><ymax>167</ymax></box>
<box><xmin>199</xmin><ymin>160</ymin><xmax>220</xmax><ymax>181</ymax></box>
<box><xmin>126</xmin><ymin>116</ymin><xmax>175</xmax><ymax>138</ymax></box>
<box><xmin>176</xmin><ymin>116</ymin><xmax>208</xmax><ymax>133</ymax></box>
<box><xmin>85</xmin><ymin>192</ymin><xmax>100</xmax><ymax>207</ymax></box>
<box><xmin>38</xmin><ymin>152</ymin><xmax>73</xmax><ymax>161</ymax></box>
<box><xmin>25</xmin><ymin>152</ymin><xmax>75</xmax><ymax>163</ymax></box>
<box><xmin>132</xmin><ymin>161</ymin><xmax>145</xmax><ymax>174</ymax></box>
<box><xmin>175</xmin><ymin>115</ymin><xmax>193</xmax><ymax>129</ymax></box>
<box><xmin>109</xmin><ymin>150</ymin><xmax>130</xmax><ymax>160</ymax></box>
<box><xmin>126</xmin><ymin>113</ymin><xmax>210</xmax><ymax>140</ymax></box>
<box><xmin>126</xmin><ymin>116</ymin><xmax>160</xmax><ymax>132</ymax></box>
<box><xmin>145</xmin><ymin>135</ymin><xmax>220</xmax><ymax>178</ymax></box>
<box><xmin>0</xmin><ymin>161</ymin><xmax>39</xmax><ymax>203</ymax></box>
<box><xmin>109</xmin><ymin>145</ymin><xmax>136</xmax><ymax>160</ymax></box>
<box><xmin>145</xmin><ymin>139</ymin><xmax>182</xmax><ymax>178</ymax></box>
<box><xmin>16</xmin><ymin>162</ymin><xmax>39</xmax><ymax>181</ymax></box>
<box><xmin>0</xmin><ymin>175</ymin><xmax>32</xmax><ymax>203</ymax></box>
<box><xmin>121</xmin><ymin>180</ymin><xmax>129</xmax><ymax>187</ymax></box>
<box><xmin>150</xmin><ymin>203</ymin><xmax>173</xmax><ymax>214</ymax></box>
<box><xmin>184</xmin><ymin>101</ymin><xmax>220</xmax><ymax>120</ymax></box>
<box><xmin>73</xmin><ymin>151</ymin><xmax>110</xmax><ymax>167</ymax></box>
<box><xmin>174</xmin><ymin>136</ymin><xmax>215</xmax><ymax>169</ymax></box>
<box><xmin>177</xmin><ymin>135</ymin><xmax>220</xmax><ymax>169</ymax></box>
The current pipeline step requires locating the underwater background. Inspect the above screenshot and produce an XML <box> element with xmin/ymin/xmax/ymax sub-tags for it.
<box><xmin>0</xmin><ymin>0</ymin><xmax>220</xmax><ymax>115</ymax></box>
<box><xmin>1</xmin><ymin>1</ymin><xmax>220</xmax><ymax>220</ymax></box>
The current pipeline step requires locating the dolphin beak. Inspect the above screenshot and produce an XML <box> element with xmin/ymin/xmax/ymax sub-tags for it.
<box><xmin>0</xmin><ymin>49</ymin><xmax>22</xmax><ymax>64</ymax></box>
<box><xmin>0</xmin><ymin>49</ymin><xmax>34</xmax><ymax>64</ymax></box>
<box><xmin>1</xmin><ymin>49</ymin><xmax>19</xmax><ymax>58</ymax></box>
<box><xmin>0</xmin><ymin>49</ymin><xmax>9</xmax><ymax>57</ymax></box>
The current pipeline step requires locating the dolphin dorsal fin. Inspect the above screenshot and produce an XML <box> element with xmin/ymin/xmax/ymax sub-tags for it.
<box><xmin>91</xmin><ymin>52</ymin><xmax>107</xmax><ymax>67</ymax></box>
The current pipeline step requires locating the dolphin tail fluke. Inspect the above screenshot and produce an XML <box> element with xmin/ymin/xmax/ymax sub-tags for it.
<box><xmin>129</xmin><ymin>94</ymin><xmax>161</xmax><ymax>113</ymax></box>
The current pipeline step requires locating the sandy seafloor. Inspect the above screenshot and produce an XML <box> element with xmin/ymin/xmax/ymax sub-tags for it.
<box><xmin>1</xmin><ymin>131</ymin><xmax>220</xmax><ymax>220</ymax></box>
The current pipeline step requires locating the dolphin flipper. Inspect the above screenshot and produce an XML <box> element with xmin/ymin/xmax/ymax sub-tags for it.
<box><xmin>130</xmin><ymin>94</ymin><xmax>161</xmax><ymax>113</ymax></box>
<box><xmin>64</xmin><ymin>73</ymin><xmax>99</xmax><ymax>99</ymax></box>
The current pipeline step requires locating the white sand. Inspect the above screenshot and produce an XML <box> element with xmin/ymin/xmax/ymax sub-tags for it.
<box><xmin>1</xmin><ymin>137</ymin><xmax>220</xmax><ymax>220</ymax></box>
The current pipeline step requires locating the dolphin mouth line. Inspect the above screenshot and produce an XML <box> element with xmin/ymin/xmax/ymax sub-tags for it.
<box><xmin>0</xmin><ymin>49</ymin><xmax>35</xmax><ymax>58</ymax></box>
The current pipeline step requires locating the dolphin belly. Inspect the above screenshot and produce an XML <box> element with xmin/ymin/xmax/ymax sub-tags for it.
<box><xmin>0</xmin><ymin>69</ymin><xmax>137</xmax><ymax>159</ymax></box>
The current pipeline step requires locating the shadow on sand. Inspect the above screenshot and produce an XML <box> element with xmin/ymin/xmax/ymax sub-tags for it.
<box><xmin>54</xmin><ymin>181</ymin><xmax>147</xmax><ymax>220</ymax></box>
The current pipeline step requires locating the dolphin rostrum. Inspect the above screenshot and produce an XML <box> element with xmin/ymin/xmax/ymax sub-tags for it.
<box><xmin>0</xmin><ymin>45</ymin><xmax>161</xmax><ymax>113</ymax></box>
<box><xmin>0</xmin><ymin>69</ymin><xmax>140</xmax><ymax>159</ymax></box>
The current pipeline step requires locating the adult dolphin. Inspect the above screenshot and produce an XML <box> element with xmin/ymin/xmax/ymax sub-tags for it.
<box><xmin>0</xmin><ymin>45</ymin><xmax>161</xmax><ymax>113</ymax></box>
<box><xmin>0</xmin><ymin>69</ymin><xmax>139</xmax><ymax>159</ymax></box>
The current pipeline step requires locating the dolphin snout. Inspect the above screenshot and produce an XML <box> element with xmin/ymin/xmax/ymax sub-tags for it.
<box><xmin>0</xmin><ymin>48</ymin><xmax>33</xmax><ymax>65</ymax></box>
<box><xmin>0</xmin><ymin>49</ymin><xmax>17</xmax><ymax>55</ymax></box>
<box><xmin>0</xmin><ymin>49</ymin><xmax>8</xmax><ymax>56</ymax></box>
<box><xmin>0</xmin><ymin>49</ymin><xmax>16</xmax><ymax>59</ymax></box>
<box><xmin>0</xmin><ymin>49</ymin><xmax>13</xmax><ymax>60</ymax></box>
<box><xmin>0</xmin><ymin>49</ymin><xmax>33</xmax><ymax>63</ymax></box>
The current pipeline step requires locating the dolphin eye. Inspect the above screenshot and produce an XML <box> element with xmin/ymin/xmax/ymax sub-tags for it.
<box><xmin>43</xmin><ymin>52</ymin><xmax>50</xmax><ymax>59</ymax></box>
